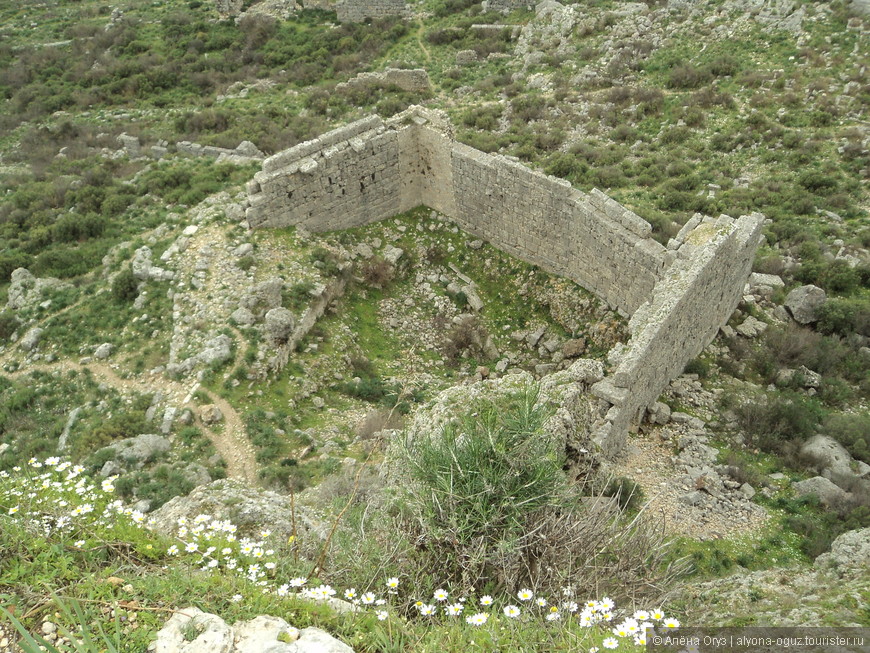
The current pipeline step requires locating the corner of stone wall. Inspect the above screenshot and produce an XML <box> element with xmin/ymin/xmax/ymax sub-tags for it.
<box><xmin>589</xmin><ymin>211</ymin><xmax>765</xmax><ymax>457</ymax></box>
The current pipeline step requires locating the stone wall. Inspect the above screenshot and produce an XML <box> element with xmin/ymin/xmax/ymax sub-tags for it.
<box><xmin>246</xmin><ymin>107</ymin><xmax>765</xmax><ymax>456</ymax></box>
<box><xmin>590</xmin><ymin>213</ymin><xmax>764</xmax><ymax>454</ymax></box>
<box><xmin>335</xmin><ymin>0</ymin><xmax>408</xmax><ymax>22</ymax></box>
<box><xmin>484</xmin><ymin>0</ymin><xmax>534</xmax><ymax>11</ymax></box>
<box><xmin>246</xmin><ymin>116</ymin><xmax>414</xmax><ymax>231</ymax></box>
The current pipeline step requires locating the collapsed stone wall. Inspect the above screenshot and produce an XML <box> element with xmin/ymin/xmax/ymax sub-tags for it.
<box><xmin>335</xmin><ymin>68</ymin><xmax>431</xmax><ymax>94</ymax></box>
<box><xmin>335</xmin><ymin>0</ymin><xmax>408</xmax><ymax>22</ymax></box>
<box><xmin>246</xmin><ymin>107</ymin><xmax>764</xmax><ymax>455</ymax></box>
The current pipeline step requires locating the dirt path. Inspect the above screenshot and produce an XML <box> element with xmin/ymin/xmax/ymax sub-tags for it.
<box><xmin>5</xmin><ymin>361</ymin><xmax>259</xmax><ymax>484</ymax></box>
<box><xmin>415</xmin><ymin>18</ymin><xmax>432</xmax><ymax>65</ymax></box>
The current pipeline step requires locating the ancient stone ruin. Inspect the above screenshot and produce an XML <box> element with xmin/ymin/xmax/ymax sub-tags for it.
<box><xmin>335</xmin><ymin>0</ymin><xmax>409</xmax><ymax>22</ymax></box>
<box><xmin>245</xmin><ymin>107</ymin><xmax>764</xmax><ymax>456</ymax></box>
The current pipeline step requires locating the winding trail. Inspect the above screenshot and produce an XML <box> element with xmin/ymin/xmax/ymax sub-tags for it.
<box><xmin>4</xmin><ymin>361</ymin><xmax>258</xmax><ymax>484</ymax></box>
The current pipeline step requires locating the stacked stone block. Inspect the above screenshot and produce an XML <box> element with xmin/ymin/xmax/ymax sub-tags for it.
<box><xmin>335</xmin><ymin>0</ymin><xmax>408</xmax><ymax>22</ymax></box>
<box><xmin>246</xmin><ymin>116</ymin><xmax>412</xmax><ymax>231</ymax></box>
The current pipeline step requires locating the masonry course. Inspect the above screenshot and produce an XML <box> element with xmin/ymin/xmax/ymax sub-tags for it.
<box><xmin>335</xmin><ymin>0</ymin><xmax>408</xmax><ymax>22</ymax></box>
<box><xmin>246</xmin><ymin>107</ymin><xmax>764</xmax><ymax>456</ymax></box>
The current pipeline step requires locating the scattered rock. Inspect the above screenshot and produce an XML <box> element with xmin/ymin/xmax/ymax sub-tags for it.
<box><xmin>647</xmin><ymin>401</ymin><xmax>672</xmax><ymax>425</ymax></box>
<box><xmin>784</xmin><ymin>285</ymin><xmax>826</xmax><ymax>324</ymax></box>
<box><xmin>264</xmin><ymin>307</ymin><xmax>296</xmax><ymax>345</ymax></box>
<box><xmin>200</xmin><ymin>404</ymin><xmax>224</xmax><ymax>425</ymax></box>
<box><xmin>93</xmin><ymin>343</ymin><xmax>114</xmax><ymax>360</ymax></box>
<box><xmin>735</xmin><ymin>316</ymin><xmax>767</xmax><ymax>338</ymax></box>
<box><xmin>562</xmin><ymin>338</ymin><xmax>586</xmax><ymax>358</ymax></box>
<box><xmin>19</xmin><ymin>327</ymin><xmax>43</xmax><ymax>351</ymax></box>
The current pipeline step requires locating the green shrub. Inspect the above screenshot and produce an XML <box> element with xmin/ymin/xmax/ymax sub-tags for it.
<box><xmin>111</xmin><ymin>268</ymin><xmax>139</xmax><ymax>303</ymax></box>
<box><xmin>816</xmin><ymin>298</ymin><xmax>870</xmax><ymax>337</ymax></box>
<box><xmin>397</xmin><ymin>385</ymin><xmax>564</xmax><ymax>583</ymax></box>
<box><xmin>735</xmin><ymin>392</ymin><xmax>824</xmax><ymax>456</ymax></box>
<box><xmin>0</xmin><ymin>311</ymin><xmax>20</xmax><ymax>340</ymax></box>
<box><xmin>823</xmin><ymin>412</ymin><xmax>870</xmax><ymax>464</ymax></box>
<box><xmin>0</xmin><ymin>251</ymin><xmax>34</xmax><ymax>282</ymax></box>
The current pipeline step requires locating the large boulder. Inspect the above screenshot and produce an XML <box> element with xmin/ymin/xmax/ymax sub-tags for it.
<box><xmin>793</xmin><ymin>475</ymin><xmax>850</xmax><ymax>507</ymax></box>
<box><xmin>784</xmin><ymin>285</ymin><xmax>826</xmax><ymax>324</ymax></box>
<box><xmin>801</xmin><ymin>435</ymin><xmax>855</xmax><ymax>478</ymax></box>
<box><xmin>264</xmin><ymin>307</ymin><xmax>296</xmax><ymax>345</ymax></box>
<box><xmin>19</xmin><ymin>327</ymin><xmax>43</xmax><ymax>351</ymax></box>
<box><xmin>234</xmin><ymin>616</ymin><xmax>299</xmax><ymax>653</ymax></box>
<box><xmin>96</xmin><ymin>434</ymin><xmax>170</xmax><ymax>469</ymax></box>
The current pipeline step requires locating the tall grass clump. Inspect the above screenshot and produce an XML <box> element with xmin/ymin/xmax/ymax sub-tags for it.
<box><xmin>395</xmin><ymin>384</ymin><xmax>682</xmax><ymax>600</ymax></box>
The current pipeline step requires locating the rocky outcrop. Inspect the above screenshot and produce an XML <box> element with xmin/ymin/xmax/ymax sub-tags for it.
<box><xmin>148</xmin><ymin>479</ymin><xmax>327</xmax><ymax>541</ymax></box>
<box><xmin>6</xmin><ymin>268</ymin><xmax>68</xmax><ymax>312</ymax></box>
<box><xmin>96</xmin><ymin>434</ymin><xmax>171</xmax><ymax>470</ymax></box>
<box><xmin>153</xmin><ymin>609</ymin><xmax>354</xmax><ymax>653</ymax></box>
<box><xmin>814</xmin><ymin>526</ymin><xmax>870</xmax><ymax>575</ymax></box>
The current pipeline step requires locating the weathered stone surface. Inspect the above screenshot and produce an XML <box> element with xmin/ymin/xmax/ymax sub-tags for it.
<box><xmin>239</xmin><ymin>278</ymin><xmax>284</xmax><ymax>316</ymax></box>
<box><xmin>785</xmin><ymin>284</ymin><xmax>827</xmax><ymax>324</ymax></box>
<box><xmin>233</xmin><ymin>616</ymin><xmax>298</xmax><ymax>653</ymax></box>
<box><xmin>288</xmin><ymin>628</ymin><xmax>354</xmax><ymax>653</ymax></box>
<box><xmin>153</xmin><ymin>608</ymin><xmax>233</xmax><ymax>653</ymax></box>
<box><xmin>814</xmin><ymin>527</ymin><xmax>870</xmax><ymax>574</ymax></box>
<box><xmin>148</xmin><ymin>479</ymin><xmax>326</xmax><ymax>540</ymax></box>
<box><xmin>7</xmin><ymin>268</ymin><xmax>68</xmax><ymax>311</ymax></box>
<box><xmin>231</xmin><ymin>307</ymin><xmax>256</xmax><ymax>327</ymax></box>
<box><xmin>647</xmin><ymin>401</ymin><xmax>671</xmax><ymax>425</ymax></box>
<box><xmin>264</xmin><ymin>307</ymin><xmax>296</xmax><ymax>344</ymax></box>
<box><xmin>19</xmin><ymin>327</ymin><xmax>43</xmax><ymax>351</ymax></box>
<box><xmin>747</xmin><ymin>272</ymin><xmax>784</xmax><ymax>295</ymax></box>
<box><xmin>793</xmin><ymin>476</ymin><xmax>850</xmax><ymax>506</ymax></box>
<box><xmin>777</xmin><ymin>365</ymin><xmax>821</xmax><ymax>388</ymax></box>
<box><xmin>200</xmin><ymin>404</ymin><xmax>224</xmax><ymax>425</ymax></box>
<box><xmin>735</xmin><ymin>315</ymin><xmax>767</xmax><ymax>338</ymax></box>
<box><xmin>93</xmin><ymin>343</ymin><xmax>114</xmax><ymax>359</ymax></box>
<box><xmin>96</xmin><ymin>434</ymin><xmax>170</xmax><ymax>469</ymax></box>
<box><xmin>801</xmin><ymin>435</ymin><xmax>856</xmax><ymax>478</ymax></box>
<box><xmin>562</xmin><ymin>338</ymin><xmax>586</xmax><ymax>358</ymax></box>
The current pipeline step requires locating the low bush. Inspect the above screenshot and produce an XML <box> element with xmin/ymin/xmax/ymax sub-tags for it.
<box><xmin>111</xmin><ymin>267</ymin><xmax>139</xmax><ymax>303</ymax></box>
<box><xmin>735</xmin><ymin>392</ymin><xmax>824</xmax><ymax>456</ymax></box>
